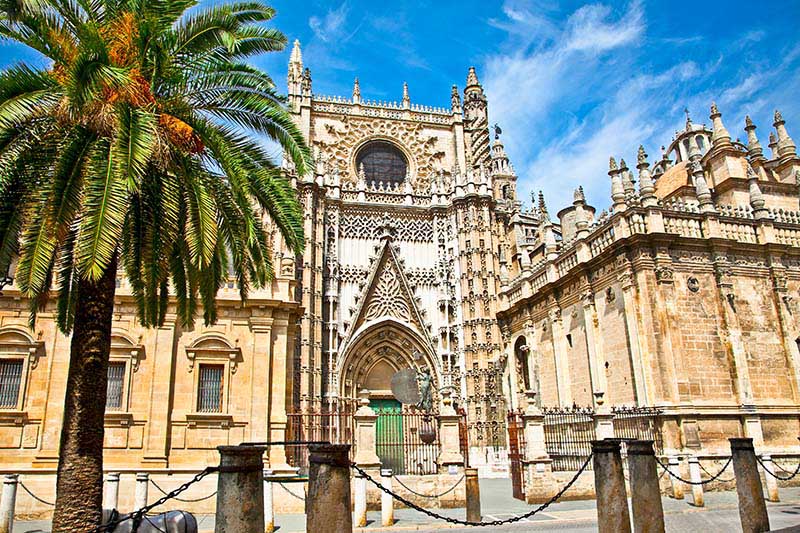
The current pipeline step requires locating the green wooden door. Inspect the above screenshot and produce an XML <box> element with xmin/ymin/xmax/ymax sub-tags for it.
<box><xmin>371</xmin><ymin>399</ymin><xmax>405</xmax><ymax>474</ymax></box>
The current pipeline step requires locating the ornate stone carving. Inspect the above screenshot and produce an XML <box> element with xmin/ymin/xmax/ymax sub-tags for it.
<box><xmin>340</xmin><ymin>211</ymin><xmax>433</xmax><ymax>242</ymax></box>
<box><xmin>364</xmin><ymin>267</ymin><xmax>410</xmax><ymax>322</ymax></box>
<box><xmin>655</xmin><ymin>266</ymin><xmax>674</xmax><ymax>284</ymax></box>
<box><xmin>687</xmin><ymin>277</ymin><xmax>700</xmax><ymax>292</ymax></box>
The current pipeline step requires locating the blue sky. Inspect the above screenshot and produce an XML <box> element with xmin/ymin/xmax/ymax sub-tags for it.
<box><xmin>2</xmin><ymin>0</ymin><xmax>799</xmax><ymax>212</ymax></box>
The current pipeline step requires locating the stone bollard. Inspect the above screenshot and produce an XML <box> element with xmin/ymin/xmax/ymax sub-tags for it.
<box><xmin>592</xmin><ymin>440</ymin><xmax>631</xmax><ymax>533</ymax></box>
<box><xmin>216</xmin><ymin>445</ymin><xmax>266</xmax><ymax>533</ymax></box>
<box><xmin>380</xmin><ymin>469</ymin><xmax>394</xmax><ymax>527</ymax></box>
<box><xmin>354</xmin><ymin>473</ymin><xmax>367</xmax><ymax>527</ymax></box>
<box><xmin>104</xmin><ymin>472</ymin><xmax>120</xmax><ymax>511</ymax></box>
<box><xmin>134</xmin><ymin>473</ymin><xmax>149</xmax><ymax>511</ymax></box>
<box><xmin>263</xmin><ymin>470</ymin><xmax>274</xmax><ymax>533</ymax></box>
<box><xmin>0</xmin><ymin>474</ymin><xmax>18</xmax><ymax>533</ymax></box>
<box><xmin>465</xmin><ymin>467</ymin><xmax>481</xmax><ymax>523</ymax></box>
<box><xmin>730</xmin><ymin>438</ymin><xmax>770</xmax><ymax>533</ymax></box>
<box><xmin>760</xmin><ymin>455</ymin><xmax>780</xmax><ymax>503</ymax></box>
<box><xmin>307</xmin><ymin>443</ymin><xmax>352</xmax><ymax>533</ymax></box>
<box><xmin>627</xmin><ymin>441</ymin><xmax>665</xmax><ymax>533</ymax></box>
<box><xmin>668</xmin><ymin>457</ymin><xmax>684</xmax><ymax>499</ymax></box>
<box><xmin>687</xmin><ymin>457</ymin><xmax>704</xmax><ymax>507</ymax></box>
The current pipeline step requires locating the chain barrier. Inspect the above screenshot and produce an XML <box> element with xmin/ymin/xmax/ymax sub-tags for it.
<box><xmin>277</xmin><ymin>482</ymin><xmax>306</xmax><ymax>501</ymax></box>
<box><xmin>698</xmin><ymin>462</ymin><xmax>735</xmax><ymax>483</ymax></box>
<box><xmin>18</xmin><ymin>481</ymin><xmax>55</xmax><ymax>506</ymax></box>
<box><xmin>351</xmin><ymin>454</ymin><xmax>592</xmax><ymax>527</ymax></box>
<box><xmin>756</xmin><ymin>456</ymin><xmax>800</xmax><ymax>481</ymax></box>
<box><xmin>94</xmin><ymin>466</ymin><xmax>218</xmax><ymax>533</ymax></box>
<box><xmin>392</xmin><ymin>474</ymin><xmax>465</xmax><ymax>499</ymax></box>
<box><xmin>655</xmin><ymin>457</ymin><xmax>733</xmax><ymax>486</ymax></box>
<box><xmin>772</xmin><ymin>460</ymin><xmax>800</xmax><ymax>475</ymax></box>
<box><xmin>150</xmin><ymin>478</ymin><xmax>217</xmax><ymax>503</ymax></box>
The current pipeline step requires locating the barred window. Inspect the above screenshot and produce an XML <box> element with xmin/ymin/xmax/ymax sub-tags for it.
<box><xmin>0</xmin><ymin>359</ymin><xmax>23</xmax><ymax>408</ymax></box>
<box><xmin>355</xmin><ymin>141</ymin><xmax>407</xmax><ymax>187</ymax></box>
<box><xmin>198</xmin><ymin>364</ymin><xmax>224</xmax><ymax>413</ymax></box>
<box><xmin>106</xmin><ymin>362</ymin><xmax>126</xmax><ymax>410</ymax></box>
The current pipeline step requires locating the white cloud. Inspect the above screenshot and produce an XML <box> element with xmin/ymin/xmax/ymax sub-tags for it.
<box><xmin>309</xmin><ymin>3</ymin><xmax>350</xmax><ymax>43</ymax></box>
<box><xmin>563</xmin><ymin>1</ymin><xmax>644</xmax><ymax>53</ymax></box>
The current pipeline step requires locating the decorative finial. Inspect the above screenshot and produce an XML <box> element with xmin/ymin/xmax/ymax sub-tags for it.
<box><xmin>290</xmin><ymin>39</ymin><xmax>302</xmax><ymax>63</ymax></box>
<box><xmin>747</xmin><ymin>162</ymin><xmax>767</xmax><ymax>218</ymax></box>
<box><xmin>637</xmin><ymin>145</ymin><xmax>656</xmax><ymax>206</ymax></box>
<box><xmin>609</xmin><ymin>156</ymin><xmax>618</xmax><ymax>172</ymax></box>
<box><xmin>538</xmin><ymin>190</ymin><xmax>549</xmax><ymax>218</ymax></box>
<box><xmin>710</xmin><ymin>102</ymin><xmax>719</xmax><ymax>116</ymax></box>
<box><xmin>573</xmin><ymin>186</ymin><xmax>585</xmax><ymax>203</ymax></box>
<box><xmin>450</xmin><ymin>85</ymin><xmax>461</xmax><ymax>112</ymax></box>
<box><xmin>774</xmin><ymin>110</ymin><xmax>785</xmax><ymax>124</ymax></box>
<box><xmin>352</xmin><ymin>77</ymin><xmax>361</xmax><ymax>103</ymax></box>
<box><xmin>773</xmin><ymin>109</ymin><xmax>797</xmax><ymax>158</ymax></box>
<box><xmin>745</xmin><ymin>115</ymin><xmax>754</xmax><ymax>128</ymax></box>
<box><xmin>637</xmin><ymin>145</ymin><xmax>647</xmax><ymax>166</ymax></box>
<box><xmin>466</xmin><ymin>66</ymin><xmax>480</xmax><ymax>88</ymax></box>
<box><xmin>744</xmin><ymin>115</ymin><xmax>764</xmax><ymax>161</ymax></box>
<box><xmin>402</xmin><ymin>82</ymin><xmax>410</xmax><ymax>108</ymax></box>
<box><xmin>709</xmin><ymin>102</ymin><xmax>732</xmax><ymax>147</ymax></box>
<box><xmin>493</xmin><ymin>123</ymin><xmax>502</xmax><ymax>140</ymax></box>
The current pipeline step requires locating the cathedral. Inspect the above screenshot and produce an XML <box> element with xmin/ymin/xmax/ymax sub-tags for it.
<box><xmin>2</xmin><ymin>39</ymin><xmax>800</xmax><ymax>510</ymax></box>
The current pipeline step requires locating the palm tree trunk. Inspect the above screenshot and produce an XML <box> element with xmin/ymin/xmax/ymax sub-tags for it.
<box><xmin>52</xmin><ymin>255</ymin><xmax>117</xmax><ymax>533</ymax></box>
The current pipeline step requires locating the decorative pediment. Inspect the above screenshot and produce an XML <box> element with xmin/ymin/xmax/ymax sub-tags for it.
<box><xmin>341</xmin><ymin>231</ymin><xmax>430</xmax><ymax>351</ymax></box>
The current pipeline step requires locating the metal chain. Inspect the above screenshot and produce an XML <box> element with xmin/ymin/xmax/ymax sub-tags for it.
<box><xmin>756</xmin><ymin>456</ymin><xmax>800</xmax><ymax>481</ymax></box>
<box><xmin>698</xmin><ymin>462</ymin><xmax>735</xmax><ymax>483</ymax></box>
<box><xmin>351</xmin><ymin>454</ymin><xmax>592</xmax><ymax>527</ymax></box>
<box><xmin>94</xmin><ymin>466</ymin><xmax>218</xmax><ymax>533</ymax></box>
<box><xmin>277</xmin><ymin>482</ymin><xmax>306</xmax><ymax>501</ymax></box>
<box><xmin>770</xmin><ymin>459</ymin><xmax>800</xmax><ymax>477</ymax></box>
<box><xmin>150</xmin><ymin>478</ymin><xmax>217</xmax><ymax>503</ymax></box>
<box><xmin>18</xmin><ymin>481</ymin><xmax>55</xmax><ymax>506</ymax></box>
<box><xmin>392</xmin><ymin>474</ymin><xmax>465</xmax><ymax>499</ymax></box>
<box><xmin>655</xmin><ymin>457</ymin><xmax>733</xmax><ymax>486</ymax></box>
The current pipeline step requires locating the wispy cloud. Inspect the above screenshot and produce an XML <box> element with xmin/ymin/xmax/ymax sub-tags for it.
<box><xmin>309</xmin><ymin>3</ymin><xmax>352</xmax><ymax>43</ymax></box>
<box><xmin>482</xmin><ymin>0</ymin><xmax>800</xmax><ymax>213</ymax></box>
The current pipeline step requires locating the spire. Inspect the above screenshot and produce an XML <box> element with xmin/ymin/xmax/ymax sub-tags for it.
<box><xmin>747</xmin><ymin>162</ymin><xmax>768</xmax><ymax>219</ymax></box>
<box><xmin>574</xmin><ymin>186</ymin><xmax>590</xmax><ymax>238</ymax></box>
<box><xmin>290</xmin><ymin>39</ymin><xmax>302</xmax><ymax>64</ymax></box>
<box><xmin>538</xmin><ymin>190</ymin><xmax>550</xmax><ymax>222</ymax></box>
<box><xmin>352</xmin><ymin>77</ymin><xmax>361</xmax><ymax>103</ymax></box>
<box><xmin>709</xmin><ymin>102</ymin><xmax>732</xmax><ymax>148</ymax></box>
<box><xmin>402</xmin><ymin>82</ymin><xmax>410</xmax><ymax>109</ymax></box>
<box><xmin>357</xmin><ymin>162</ymin><xmax>367</xmax><ymax>189</ymax></box>
<box><xmin>637</xmin><ymin>145</ymin><xmax>657</xmax><ymax>207</ymax></box>
<box><xmin>689</xmin><ymin>161</ymin><xmax>715</xmax><ymax>213</ymax></box>
<box><xmin>774</xmin><ymin>109</ymin><xmax>797</xmax><ymax>158</ymax></box>
<box><xmin>287</xmin><ymin>39</ymin><xmax>304</xmax><ymax>95</ymax></box>
<box><xmin>744</xmin><ymin>115</ymin><xmax>765</xmax><ymax>161</ymax></box>
<box><xmin>450</xmin><ymin>85</ymin><xmax>461</xmax><ymax>113</ymax></box>
<box><xmin>465</xmin><ymin>66</ymin><xmax>483</xmax><ymax>94</ymax></box>
<box><xmin>619</xmin><ymin>158</ymin><xmax>636</xmax><ymax>196</ymax></box>
<box><xmin>609</xmin><ymin>156</ymin><xmax>626</xmax><ymax>213</ymax></box>
<box><xmin>301</xmin><ymin>67</ymin><xmax>312</xmax><ymax>96</ymax></box>
<box><xmin>769</xmin><ymin>132</ymin><xmax>779</xmax><ymax>159</ymax></box>
<box><xmin>574</xmin><ymin>185</ymin><xmax>586</xmax><ymax>204</ymax></box>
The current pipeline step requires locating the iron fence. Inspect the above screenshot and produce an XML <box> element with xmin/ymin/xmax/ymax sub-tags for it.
<box><xmin>543</xmin><ymin>406</ymin><xmax>596</xmax><ymax>471</ymax></box>
<box><xmin>286</xmin><ymin>407</ymin><xmax>354</xmax><ymax>473</ymax></box>
<box><xmin>612</xmin><ymin>405</ymin><xmax>663</xmax><ymax>454</ymax></box>
<box><xmin>375</xmin><ymin>406</ymin><xmax>440</xmax><ymax>475</ymax></box>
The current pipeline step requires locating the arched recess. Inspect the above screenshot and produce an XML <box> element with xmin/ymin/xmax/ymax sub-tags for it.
<box><xmin>337</xmin><ymin>319</ymin><xmax>439</xmax><ymax>401</ymax></box>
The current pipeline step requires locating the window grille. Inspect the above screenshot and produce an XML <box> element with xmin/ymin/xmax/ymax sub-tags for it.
<box><xmin>355</xmin><ymin>141</ymin><xmax>407</xmax><ymax>187</ymax></box>
<box><xmin>106</xmin><ymin>362</ymin><xmax>126</xmax><ymax>410</ymax></box>
<box><xmin>0</xmin><ymin>359</ymin><xmax>23</xmax><ymax>408</ymax></box>
<box><xmin>198</xmin><ymin>364</ymin><xmax>224</xmax><ymax>413</ymax></box>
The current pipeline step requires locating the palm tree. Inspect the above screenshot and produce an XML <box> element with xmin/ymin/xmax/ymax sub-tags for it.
<box><xmin>0</xmin><ymin>1</ymin><xmax>311</xmax><ymax>530</ymax></box>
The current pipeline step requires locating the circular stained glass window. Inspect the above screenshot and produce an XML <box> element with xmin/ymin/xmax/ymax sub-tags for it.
<box><xmin>355</xmin><ymin>141</ymin><xmax>408</xmax><ymax>187</ymax></box>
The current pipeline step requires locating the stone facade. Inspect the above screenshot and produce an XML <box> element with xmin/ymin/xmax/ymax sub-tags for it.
<box><xmin>2</xmin><ymin>39</ymin><xmax>800</xmax><ymax>515</ymax></box>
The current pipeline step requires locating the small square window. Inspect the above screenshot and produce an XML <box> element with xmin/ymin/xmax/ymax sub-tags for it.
<box><xmin>0</xmin><ymin>359</ymin><xmax>23</xmax><ymax>409</ymax></box>
<box><xmin>198</xmin><ymin>364</ymin><xmax>224</xmax><ymax>413</ymax></box>
<box><xmin>106</xmin><ymin>362</ymin><xmax>126</xmax><ymax>410</ymax></box>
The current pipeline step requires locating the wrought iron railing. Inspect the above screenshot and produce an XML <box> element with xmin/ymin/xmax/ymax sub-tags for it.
<box><xmin>286</xmin><ymin>408</ymin><xmax>355</xmax><ymax>473</ymax></box>
<box><xmin>543</xmin><ymin>406</ymin><xmax>596</xmax><ymax>471</ymax></box>
<box><xmin>612</xmin><ymin>405</ymin><xmax>664</xmax><ymax>454</ymax></box>
<box><xmin>375</xmin><ymin>406</ymin><xmax>440</xmax><ymax>475</ymax></box>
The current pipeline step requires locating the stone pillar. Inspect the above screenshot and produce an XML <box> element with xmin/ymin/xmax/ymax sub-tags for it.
<box><xmin>465</xmin><ymin>467</ymin><xmax>481</xmax><ymax>523</ymax></box>
<box><xmin>619</xmin><ymin>270</ymin><xmax>649</xmax><ymax>403</ymax></box>
<box><xmin>437</xmin><ymin>390</ymin><xmax>465</xmax><ymax>468</ymax></box>
<box><xmin>549</xmin><ymin>308</ymin><xmax>573</xmax><ymax>406</ymax></box>
<box><xmin>592</xmin><ymin>440</ymin><xmax>631</xmax><ymax>533</ymax></box>
<box><xmin>103</xmin><ymin>472</ymin><xmax>120</xmax><ymax>511</ymax></box>
<box><xmin>353</xmin><ymin>473</ymin><xmax>367</xmax><ymax>528</ymax></box>
<box><xmin>760</xmin><ymin>454</ymin><xmax>780</xmax><ymax>503</ymax></box>
<box><xmin>522</xmin><ymin>391</ymin><xmax>556</xmax><ymax>503</ymax></box>
<box><xmin>307</xmin><ymin>444</ymin><xmax>352</xmax><ymax>533</ymax></box>
<box><xmin>134</xmin><ymin>473</ymin><xmax>149</xmax><ymax>511</ymax></box>
<box><xmin>250</xmin><ymin>316</ymin><xmax>274</xmax><ymax>445</ymax></box>
<box><xmin>353</xmin><ymin>390</ymin><xmax>381</xmax><ymax>468</ymax></box>
<box><xmin>730</xmin><ymin>438</ymin><xmax>770</xmax><ymax>533</ymax></box>
<box><xmin>0</xmin><ymin>474</ymin><xmax>18</xmax><ymax>533</ymax></box>
<box><xmin>581</xmin><ymin>291</ymin><xmax>608</xmax><ymax>396</ymax></box>
<box><xmin>380</xmin><ymin>469</ymin><xmax>394</xmax><ymax>527</ymax></box>
<box><xmin>594</xmin><ymin>394</ymin><xmax>615</xmax><ymax>441</ymax></box>
<box><xmin>687</xmin><ymin>457</ymin><xmax>704</xmax><ymax>507</ymax></box>
<box><xmin>268</xmin><ymin>317</ymin><xmax>292</xmax><ymax>472</ymax></box>
<box><xmin>143</xmin><ymin>315</ymin><xmax>177</xmax><ymax>465</ymax></box>
<box><xmin>627</xmin><ymin>441</ymin><xmax>665</xmax><ymax>533</ymax></box>
<box><xmin>263</xmin><ymin>470</ymin><xmax>275</xmax><ymax>533</ymax></box>
<box><xmin>216</xmin><ymin>445</ymin><xmax>265</xmax><ymax>533</ymax></box>
<box><xmin>668</xmin><ymin>457</ymin><xmax>684</xmax><ymax>499</ymax></box>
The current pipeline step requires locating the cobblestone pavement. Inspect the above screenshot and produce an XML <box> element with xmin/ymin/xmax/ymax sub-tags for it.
<box><xmin>13</xmin><ymin>480</ymin><xmax>800</xmax><ymax>532</ymax></box>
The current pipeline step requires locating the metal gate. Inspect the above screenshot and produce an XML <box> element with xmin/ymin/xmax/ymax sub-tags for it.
<box><xmin>506</xmin><ymin>410</ymin><xmax>526</xmax><ymax>501</ymax></box>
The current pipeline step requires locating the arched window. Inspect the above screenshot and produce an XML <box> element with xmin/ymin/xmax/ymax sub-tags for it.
<box><xmin>696</xmin><ymin>135</ymin><xmax>706</xmax><ymax>152</ymax></box>
<box><xmin>514</xmin><ymin>337</ymin><xmax>531</xmax><ymax>390</ymax></box>
<box><xmin>355</xmin><ymin>141</ymin><xmax>408</xmax><ymax>187</ymax></box>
